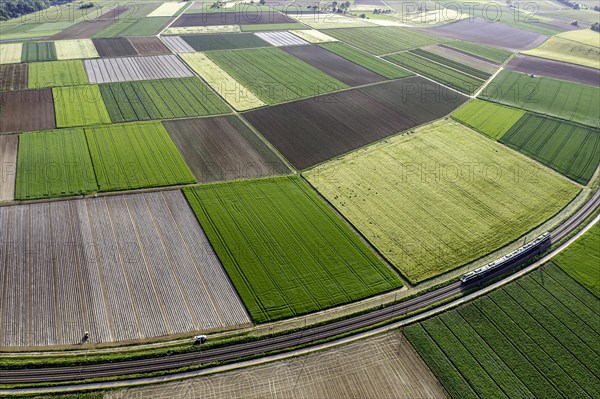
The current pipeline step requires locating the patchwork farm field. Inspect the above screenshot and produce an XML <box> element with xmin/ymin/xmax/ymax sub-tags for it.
<box><xmin>27</xmin><ymin>60</ymin><xmax>88</xmax><ymax>88</ymax></box>
<box><xmin>385</xmin><ymin>51</ymin><xmax>486</xmax><ymax>94</ymax></box>
<box><xmin>507</xmin><ymin>54</ymin><xmax>600</xmax><ymax>86</ymax></box>
<box><xmin>92</xmin><ymin>38</ymin><xmax>138</xmax><ymax>57</ymax></box>
<box><xmin>500</xmin><ymin>114</ymin><xmax>600</xmax><ymax>184</ymax></box>
<box><xmin>439</xmin><ymin>41</ymin><xmax>512</xmax><ymax>64</ymax></box>
<box><xmin>0</xmin><ymin>135</ymin><xmax>18</xmax><ymax>201</ymax></box>
<box><xmin>481</xmin><ymin>70</ymin><xmax>600</xmax><ymax>128</ymax></box>
<box><xmin>48</xmin><ymin>5</ymin><xmax>133</xmax><ymax>40</ymax></box>
<box><xmin>181</xmin><ymin>52</ymin><xmax>266</xmax><ymax>111</ymax></box>
<box><xmin>53</xmin><ymin>85</ymin><xmax>111</xmax><ymax>128</ymax></box>
<box><xmin>127</xmin><ymin>36</ymin><xmax>171</xmax><ymax>55</ymax></box>
<box><xmin>429</xmin><ymin>18</ymin><xmax>547</xmax><ymax>50</ymax></box>
<box><xmin>323</xmin><ymin>26</ymin><xmax>444</xmax><ymax>55</ymax></box>
<box><xmin>419</xmin><ymin>45</ymin><xmax>500</xmax><ymax>75</ymax></box>
<box><xmin>164</xmin><ymin>116</ymin><xmax>288</xmax><ymax>183</ymax></box>
<box><xmin>85</xmin><ymin>55</ymin><xmax>194</xmax><ymax>84</ymax></box>
<box><xmin>553</xmin><ymin>224</ymin><xmax>599</xmax><ymax>297</ymax></box>
<box><xmin>184</xmin><ymin>176</ymin><xmax>403</xmax><ymax>323</ymax></box>
<box><xmin>15</xmin><ymin>128</ymin><xmax>97</xmax><ymax>199</ymax></box>
<box><xmin>0</xmin><ymin>64</ymin><xmax>28</xmax><ymax>91</ymax></box>
<box><xmin>318</xmin><ymin>42</ymin><xmax>412</xmax><ymax>79</ymax></box>
<box><xmin>452</xmin><ymin>100</ymin><xmax>526</xmax><ymax>140</ymax></box>
<box><xmin>281</xmin><ymin>45</ymin><xmax>387</xmax><ymax>86</ymax></box>
<box><xmin>0</xmin><ymin>191</ymin><xmax>251</xmax><ymax>346</ymax></box>
<box><xmin>0</xmin><ymin>88</ymin><xmax>56</xmax><ymax>133</ymax></box>
<box><xmin>99</xmin><ymin>78</ymin><xmax>229</xmax><ymax>123</ymax></box>
<box><xmin>305</xmin><ymin>120</ymin><xmax>579</xmax><ymax>283</ymax></box>
<box><xmin>404</xmin><ymin>262</ymin><xmax>600</xmax><ymax>399</ymax></box>
<box><xmin>85</xmin><ymin>122</ymin><xmax>195</xmax><ymax>191</ymax></box>
<box><xmin>522</xmin><ymin>36</ymin><xmax>600</xmax><ymax>70</ymax></box>
<box><xmin>180</xmin><ymin>33</ymin><xmax>271</xmax><ymax>51</ymax></box>
<box><xmin>206</xmin><ymin>47</ymin><xmax>348</xmax><ymax>105</ymax></box>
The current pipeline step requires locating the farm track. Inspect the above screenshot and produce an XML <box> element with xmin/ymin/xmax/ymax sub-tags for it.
<box><xmin>1</xmin><ymin>189</ymin><xmax>597</xmax><ymax>385</ymax></box>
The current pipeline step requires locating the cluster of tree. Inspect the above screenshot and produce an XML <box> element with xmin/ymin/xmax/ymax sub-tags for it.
<box><xmin>372</xmin><ymin>8</ymin><xmax>392</xmax><ymax>14</ymax></box>
<box><xmin>592</xmin><ymin>22</ymin><xmax>600</xmax><ymax>32</ymax></box>
<box><xmin>210</xmin><ymin>0</ymin><xmax>225</xmax><ymax>9</ymax></box>
<box><xmin>328</xmin><ymin>1</ymin><xmax>351</xmax><ymax>13</ymax></box>
<box><xmin>593</xmin><ymin>5</ymin><xmax>599</xmax><ymax>11</ymax></box>
<box><xmin>555</xmin><ymin>0</ymin><xmax>582</xmax><ymax>9</ymax></box>
<box><xmin>78</xmin><ymin>2</ymin><xmax>94</xmax><ymax>9</ymax></box>
<box><xmin>0</xmin><ymin>0</ymin><xmax>73</xmax><ymax>21</ymax></box>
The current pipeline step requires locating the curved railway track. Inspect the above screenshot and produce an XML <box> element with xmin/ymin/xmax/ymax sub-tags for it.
<box><xmin>1</xmin><ymin>190</ymin><xmax>598</xmax><ymax>385</ymax></box>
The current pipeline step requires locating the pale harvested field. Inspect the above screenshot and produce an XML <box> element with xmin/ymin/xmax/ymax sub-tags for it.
<box><xmin>84</xmin><ymin>55</ymin><xmax>194</xmax><ymax>84</ymax></box>
<box><xmin>163</xmin><ymin>25</ymin><xmax>241</xmax><ymax>35</ymax></box>
<box><xmin>147</xmin><ymin>2</ymin><xmax>186</xmax><ymax>17</ymax></box>
<box><xmin>289</xmin><ymin>29</ymin><xmax>338</xmax><ymax>43</ymax></box>
<box><xmin>0</xmin><ymin>43</ymin><xmax>22</xmax><ymax>64</ymax></box>
<box><xmin>0</xmin><ymin>191</ymin><xmax>250</xmax><ymax>347</ymax></box>
<box><xmin>181</xmin><ymin>52</ymin><xmax>265</xmax><ymax>111</ymax></box>
<box><xmin>106</xmin><ymin>331</ymin><xmax>448</xmax><ymax>399</ymax></box>
<box><xmin>0</xmin><ymin>135</ymin><xmax>17</xmax><ymax>202</ymax></box>
<box><xmin>54</xmin><ymin>39</ymin><xmax>99</xmax><ymax>60</ymax></box>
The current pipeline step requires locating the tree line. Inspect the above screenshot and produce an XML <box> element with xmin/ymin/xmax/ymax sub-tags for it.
<box><xmin>0</xmin><ymin>0</ymin><xmax>74</xmax><ymax>21</ymax></box>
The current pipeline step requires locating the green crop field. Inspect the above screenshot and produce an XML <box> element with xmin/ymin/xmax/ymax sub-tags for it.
<box><xmin>21</xmin><ymin>41</ymin><xmax>57</xmax><ymax>62</ymax></box>
<box><xmin>305</xmin><ymin>120</ymin><xmax>579</xmax><ymax>284</ymax></box>
<box><xmin>441</xmin><ymin>41</ymin><xmax>513</xmax><ymax>64</ymax></box>
<box><xmin>324</xmin><ymin>26</ymin><xmax>445</xmax><ymax>55</ymax></box>
<box><xmin>53</xmin><ymin>85</ymin><xmax>111</xmax><ymax>128</ymax></box>
<box><xmin>206</xmin><ymin>47</ymin><xmax>348</xmax><ymax>104</ymax></box>
<box><xmin>99</xmin><ymin>78</ymin><xmax>230</xmax><ymax>123</ymax></box>
<box><xmin>318</xmin><ymin>42</ymin><xmax>412</xmax><ymax>79</ymax></box>
<box><xmin>410</xmin><ymin>48</ymin><xmax>492</xmax><ymax>80</ymax></box>
<box><xmin>15</xmin><ymin>128</ymin><xmax>98</xmax><ymax>200</ymax></box>
<box><xmin>28</xmin><ymin>60</ymin><xmax>88</xmax><ymax>89</ymax></box>
<box><xmin>522</xmin><ymin>37</ymin><xmax>599</xmax><ymax>70</ymax></box>
<box><xmin>384</xmin><ymin>51</ymin><xmax>485</xmax><ymax>94</ymax></box>
<box><xmin>481</xmin><ymin>70</ymin><xmax>600</xmax><ymax>127</ymax></box>
<box><xmin>404</xmin><ymin>262</ymin><xmax>600</xmax><ymax>399</ymax></box>
<box><xmin>92</xmin><ymin>3</ymin><xmax>167</xmax><ymax>38</ymax></box>
<box><xmin>553</xmin><ymin>223</ymin><xmax>600</xmax><ymax>297</ymax></box>
<box><xmin>183</xmin><ymin>176</ymin><xmax>403</xmax><ymax>323</ymax></box>
<box><xmin>500</xmin><ymin>114</ymin><xmax>599</xmax><ymax>184</ymax></box>
<box><xmin>452</xmin><ymin>100</ymin><xmax>525</xmax><ymax>139</ymax></box>
<box><xmin>85</xmin><ymin>121</ymin><xmax>195</xmax><ymax>191</ymax></box>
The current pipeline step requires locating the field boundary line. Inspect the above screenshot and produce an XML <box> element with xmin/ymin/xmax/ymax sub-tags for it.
<box><xmin>7</xmin><ymin>211</ymin><xmax>596</xmax><ymax>394</ymax></box>
<box><xmin>157</xmin><ymin>2</ymin><xmax>195</xmax><ymax>37</ymax></box>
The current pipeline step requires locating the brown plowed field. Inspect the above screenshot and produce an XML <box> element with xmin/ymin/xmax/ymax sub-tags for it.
<box><xmin>507</xmin><ymin>54</ymin><xmax>600</xmax><ymax>86</ymax></box>
<box><xmin>0</xmin><ymin>64</ymin><xmax>28</xmax><ymax>92</ymax></box>
<box><xmin>92</xmin><ymin>38</ymin><xmax>138</xmax><ymax>57</ymax></box>
<box><xmin>172</xmin><ymin>10</ymin><xmax>295</xmax><ymax>26</ymax></box>
<box><xmin>243</xmin><ymin>77</ymin><xmax>467</xmax><ymax>169</ymax></box>
<box><xmin>107</xmin><ymin>331</ymin><xmax>448</xmax><ymax>399</ymax></box>
<box><xmin>282</xmin><ymin>44</ymin><xmax>387</xmax><ymax>86</ymax></box>
<box><xmin>163</xmin><ymin>116</ymin><xmax>289</xmax><ymax>183</ymax></box>
<box><xmin>127</xmin><ymin>36</ymin><xmax>171</xmax><ymax>55</ymax></box>
<box><xmin>0</xmin><ymin>135</ymin><xmax>18</xmax><ymax>202</ymax></box>
<box><xmin>49</xmin><ymin>5</ymin><xmax>132</xmax><ymax>40</ymax></box>
<box><xmin>428</xmin><ymin>18</ymin><xmax>547</xmax><ymax>50</ymax></box>
<box><xmin>0</xmin><ymin>89</ymin><xmax>55</xmax><ymax>133</ymax></box>
<box><xmin>424</xmin><ymin>44</ymin><xmax>500</xmax><ymax>74</ymax></box>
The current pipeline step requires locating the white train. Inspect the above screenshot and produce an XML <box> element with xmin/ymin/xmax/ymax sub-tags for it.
<box><xmin>460</xmin><ymin>233</ymin><xmax>551</xmax><ymax>283</ymax></box>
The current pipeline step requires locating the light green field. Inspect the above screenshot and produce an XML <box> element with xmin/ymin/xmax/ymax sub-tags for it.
<box><xmin>85</xmin><ymin>121</ymin><xmax>195</xmax><ymax>191</ymax></box>
<box><xmin>15</xmin><ymin>128</ymin><xmax>97</xmax><ymax>200</ymax></box>
<box><xmin>452</xmin><ymin>100</ymin><xmax>526</xmax><ymax>140</ymax></box>
<box><xmin>184</xmin><ymin>176</ymin><xmax>403</xmax><ymax>323</ymax></box>
<box><xmin>553</xmin><ymin>223</ymin><xmax>600</xmax><ymax>297</ymax></box>
<box><xmin>556</xmin><ymin>29</ymin><xmax>600</xmax><ymax>47</ymax></box>
<box><xmin>522</xmin><ymin>37</ymin><xmax>600</xmax><ymax>69</ymax></box>
<box><xmin>53</xmin><ymin>85</ymin><xmax>111</xmax><ymax>128</ymax></box>
<box><xmin>28</xmin><ymin>60</ymin><xmax>88</xmax><ymax>88</ymax></box>
<box><xmin>54</xmin><ymin>39</ymin><xmax>99</xmax><ymax>60</ymax></box>
<box><xmin>305</xmin><ymin>120</ymin><xmax>579</xmax><ymax>284</ymax></box>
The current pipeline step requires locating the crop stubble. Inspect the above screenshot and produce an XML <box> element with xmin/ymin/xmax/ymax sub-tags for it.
<box><xmin>0</xmin><ymin>64</ymin><xmax>28</xmax><ymax>91</ymax></box>
<box><xmin>0</xmin><ymin>135</ymin><xmax>18</xmax><ymax>201</ymax></box>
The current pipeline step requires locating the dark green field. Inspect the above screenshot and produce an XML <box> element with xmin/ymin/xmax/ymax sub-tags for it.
<box><xmin>99</xmin><ymin>78</ymin><xmax>230</xmax><ymax>123</ymax></box>
<box><xmin>184</xmin><ymin>176</ymin><xmax>403</xmax><ymax>323</ymax></box>
<box><xmin>21</xmin><ymin>41</ymin><xmax>56</xmax><ymax>62</ymax></box>
<box><xmin>500</xmin><ymin>114</ymin><xmax>599</xmax><ymax>184</ymax></box>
